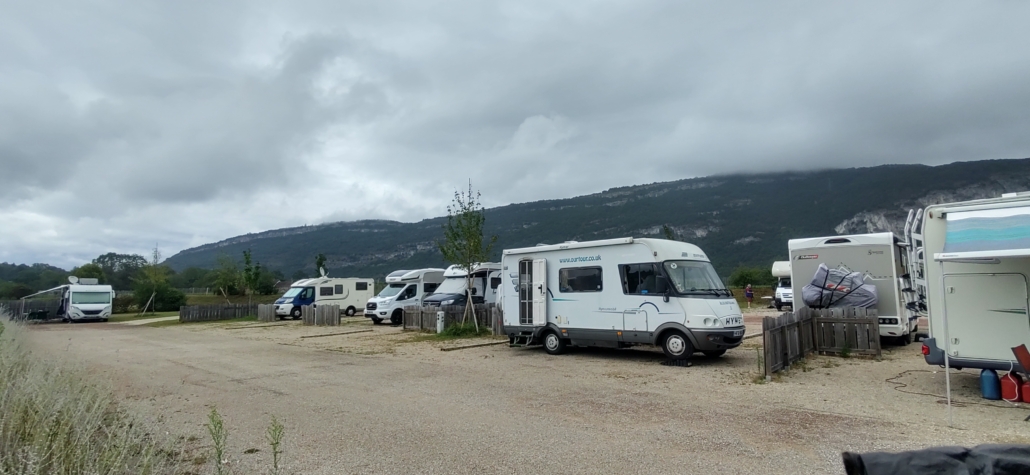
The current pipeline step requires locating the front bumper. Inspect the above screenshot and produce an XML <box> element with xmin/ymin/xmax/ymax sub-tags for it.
<box><xmin>688</xmin><ymin>327</ymin><xmax>746</xmax><ymax>351</ymax></box>
<box><xmin>274</xmin><ymin>305</ymin><xmax>291</xmax><ymax>316</ymax></box>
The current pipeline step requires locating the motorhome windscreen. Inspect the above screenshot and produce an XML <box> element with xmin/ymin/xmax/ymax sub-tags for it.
<box><xmin>779</xmin><ymin>278</ymin><xmax>792</xmax><ymax>288</ymax></box>
<box><xmin>282</xmin><ymin>288</ymin><xmax>303</xmax><ymax>298</ymax></box>
<box><xmin>71</xmin><ymin>292</ymin><xmax>111</xmax><ymax>305</ymax></box>
<box><xmin>377</xmin><ymin>283</ymin><xmax>405</xmax><ymax>297</ymax></box>
<box><xmin>663</xmin><ymin>261</ymin><xmax>727</xmax><ymax>295</ymax></box>
<box><xmin>434</xmin><ymin>278</ymin><xmax>467</xmax><ymax>294</ymax></box>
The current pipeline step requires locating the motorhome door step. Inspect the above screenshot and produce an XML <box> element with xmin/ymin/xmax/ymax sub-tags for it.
<box><xmin>660</xmin><ymin>359</ymin><xmax>693</xmax><ymax>368</ymax></box>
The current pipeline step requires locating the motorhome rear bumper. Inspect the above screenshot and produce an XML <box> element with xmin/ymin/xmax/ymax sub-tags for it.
<box><xmin>689</xmin><ymin>327</ymin><xmax>745</xmax><ymax>351</ymax></box>
<box><xmin>922</xmin><ymin>337</ymin><xmax>1025</xmax><ymax>372</ymax></box>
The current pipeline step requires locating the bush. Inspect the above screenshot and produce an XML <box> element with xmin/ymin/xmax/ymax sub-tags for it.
<box><xmin>0</xmin><ymin>313</ymin><xmax>172</xmax><ymax>473</ymax></box>
<box><xmin>112</xmin><ymin>295</ymin><xmax>135</xmax><ymax>314</ymax></box>
<box><xmin>438</xmin><ymin>321</ymin><xmax>491</xmax><ymax>339</ymax></box>
<box><xmin>133</xmin><ymin>282</ymin><xmax>187</xmax><ymax>312</ymax></box>
<box><xmin>728</xmin><ymin>266</ymin><xmax>776</xmax><ymax>287</ymax></box>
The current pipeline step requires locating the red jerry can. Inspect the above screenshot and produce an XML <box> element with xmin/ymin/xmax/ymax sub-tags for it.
<box><xmin>1022</xmin><ymin>380</ymin><xmax>1030</xmax><ymax>403</ymax></box>
<box><xmin>1001</xmin><ymin>372</ymin><xmax>1023</xmax><ymax>401</ymax></box>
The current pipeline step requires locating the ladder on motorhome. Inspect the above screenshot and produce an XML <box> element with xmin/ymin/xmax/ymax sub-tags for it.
<box><xmin>900</xmin><ymin>209</ymin><xmax>928</xmax><ymax>328</ymax></box>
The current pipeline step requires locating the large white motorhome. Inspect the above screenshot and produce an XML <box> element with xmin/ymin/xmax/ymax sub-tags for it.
<box><xmin>499</xmin><ymin>237</ymin><xmax>744</xmax><ymax>360</ymax></box>
<box><xmin>788</xmin><ymin>232</ymin><xmax>919</xmax><ymax>343</ymax></box>
<box><xmin>21</xmin><ymin>278</ymin><xmax>115</xmax><ymax>322</ymax></box>
<box><xmin>422</xmin><ymin>263</ymin><xmax>503</xmax><ymax>308</ymax></box>
<box><xmin>365</xmin><ymin>268</ymin><xmax>445</xmax><ymax>324</ymax></box>
<box><xmin>912</xmin><ymin>192</ymin><xmax>1030</xmax><ymax>371</ymax></box>
<box><xmin>771</xmin><ymin>260</ymin><xmax>793</xmax><ymax>311</ymax></box>
<box><xmin>274</xmin><ymin>277</ymin><xmax>374</xmax><ymax>319</ymax></box>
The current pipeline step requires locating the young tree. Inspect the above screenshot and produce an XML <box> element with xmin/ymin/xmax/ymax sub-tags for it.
<box><xmin>213</xmin><ymin>254</ymin><xmax>242</xmax><ymax>300</ymax></box>
<box><xmin>241</xmin><ymin>249</ymin><xmax>264</xmax><ymax>305</ymax></box>
<box><xmin>437</xmin><ymin>182</ymin><xmax>498</xmax><ymax>331</ymax></box>
<box><xmin>132</xmin><ymin>246</ymin><xmax>186</xmax><ymax>312</ymax></box>
<box><xmin>314</xmin><ymin>253</ymin><xmax>327</xmax><ymax>276</ymax></box>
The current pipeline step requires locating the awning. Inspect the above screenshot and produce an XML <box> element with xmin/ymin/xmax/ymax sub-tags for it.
<box><xmin>935</xmin><ymin>205</ymin><xmax>1030</xmax><ymax>261</ymax></box>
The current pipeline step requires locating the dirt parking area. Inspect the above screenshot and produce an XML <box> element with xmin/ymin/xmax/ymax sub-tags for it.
<box><xmin>22</xmin><ymin>313</ymin><xmax>1030</xmax><ymax>474</ymax></box>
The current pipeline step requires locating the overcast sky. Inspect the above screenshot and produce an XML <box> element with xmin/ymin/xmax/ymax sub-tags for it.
<box><xmin>2</xmin><ymin>1</ymin><xmax>1028</xmax><ymax>269</ymax></box>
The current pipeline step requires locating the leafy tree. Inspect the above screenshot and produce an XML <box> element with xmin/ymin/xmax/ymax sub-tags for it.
<box><xmin>71</xmin><ymin>263</ymin><xmax>106</xmax><ymax>283</ymax></box>
<box><xmin>0</xmin><ymin>281</ymin><xmax>33</xmax><ymax>299</ymax></box>
<box><xmin>314</xmin><ymin>253</ymin><xmax>327</xmax><ymax>275</ymax></box>
<box><xmin>728</xmin><ymin>266</ymin><xmax>776</xmax><ymax>288</ymax></box>
<box><xmin>169</xmin><ymin>267</ymin><xmax>213</xmax><ymax>288</ymax></box>
<box><xmin>437</xmin><ymin>182</ymin><xmax>498</xmax><ymax>330</ymax></box>
<box><xmin>93</xmin><ymin>253</ymin><xmax>147</xmax><ymax>290</ymax></box>
<box><xmin>132</xmin><ymin>247</ymin><xmax>186</xmax><ymax>312</ymax></box>
<box><xmin>212</xmin><ymin>254</ymin><xmax>242</xmax><ymax>297</ymax></box>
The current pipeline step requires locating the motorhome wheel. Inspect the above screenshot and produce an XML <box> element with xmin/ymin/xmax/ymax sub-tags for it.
<box><xmin>774</xmin><ymin>300</ymin><xmax>783</xmax><ymax>311</ymax></box>
<box><xmin>344</xmin><ymin>306</ymin><xmax>356</xmax><ymax>317</ymax></box>
<box><xmin>662</xmin><ymin>331</ymin><xmax>693</xmax><ymax>360</ymax></box>
<box><xmin>543</xmin><ymin>331</ymin><xmax>567</xmax><ymax>355</ymax></box>
<box><xmin>390</xmin><ymin>310</ymin><xmax>403</xmax><ymax>325</ymax></box>
<box><xmin>899</xmin><ymin>330</ymin><xmax>914</xmax><ymax>346</ymax></box>
<box><xmin>702</xmin><ymin>350</ymin><xmax>726</xmax><ymax>358</ymax></box>
<box><xmin>101</xmin><ymin>318</ymin><xmax>109</xmax><ymax>323</ymax></box>
<box><xmin>290</xmin><ymin>307</ymin><xmax>302</xmax><ymax>320</ymax></box>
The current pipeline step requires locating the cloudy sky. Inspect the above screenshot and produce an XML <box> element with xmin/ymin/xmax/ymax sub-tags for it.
<box><xmin>2</xmin><ymin>1</ymin><xmax>1028</xmax><ymax>269</ymax></box>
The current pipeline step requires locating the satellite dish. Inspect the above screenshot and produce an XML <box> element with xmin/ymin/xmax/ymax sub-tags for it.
<box><xmin>319</xmin><ymin>267</ymin><xmax>327</xmax><ymax>277</ymax></box>
<box><xmin>68</xmin><ymin>276</ymin><xmax>79</xmax><ymax>284</ymax></box>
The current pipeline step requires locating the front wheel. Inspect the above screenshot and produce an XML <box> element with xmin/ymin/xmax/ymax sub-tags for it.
<box><xmin>390</xmin><ymin>310</ymin><xmax>403</xmax><ymax>325</ymax></box>
<box><xmin>702</xmin><ymin>349</ymin><xmax>726</xmax><ymax>358</ymax></box>
<box><xmin>290</xmin><ymin>307</ymin><xmax>302</xmax><ymax>320</ymax></box>
<box><xmin>344</xmin><ymin>306</ymin><xmax>356</xmax><ymax>317</ymax></box>
<box><xmin>662</xmin><ymin>331</ymin><xmax>693</xmax><ymax>360</ymax></box>
<box><xmin>542</xmin><ymin>330</ymin><xmax>567</xmax><ymax>355</ymax></box>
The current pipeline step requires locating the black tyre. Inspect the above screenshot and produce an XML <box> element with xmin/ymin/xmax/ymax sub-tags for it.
<box><xmin>899</xmin><ymin>330</ymin><xmax>914</xmax><ymax>346</ymax></box>
<box><xmin>345</xmin><ymin>306</ymin><xmax>357</xmax><ymax>317</ymax></box>
<box><xmin>371</xmin><ymin>317</ymin><xmax>383</xmax><ymax>325</ymax></box>
<box><xmin>390</xmin><ymin>310</ymin><xmax>403</xmax><ymax>325</ymax></box>
<box><xmin>661</xmin><ymin>331</ymin><xmax>693</xmax><ymax>360</ymax></box>
<box><xmin>542</xmin><ymin>330</ymin><xmax>567</xmax><ymax>355</ymax></box>
<box><xmin>775</xmin><ymin>303</ymin><xmax>782</xmax><ymax>311</ymax></box>
<box><xmin>101</xmin><ymin>318</ymin><xmax>109</xmax><ymax>323</ymax></box>
<box><xmin>290</xmin><ymin>307</ymin><xmax>302</xmax><ymax>320</ymax></box>
<box><xmin>702</xmin><ymin>349</ymin><xmax>726</xmax><ymax>358</ymax></box>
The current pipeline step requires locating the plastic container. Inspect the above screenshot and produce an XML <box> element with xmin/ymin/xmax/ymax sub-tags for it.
<box><xmin>1001</xmin><ymin>372</ymin><xmax>1023</xmax><ymax>401</ymax></box>
<box><xmin>1022</xmin><ymin>380</ymin><xmax>1030</xmax><ymax>403</ymax></box>
<box><xmin>980</xmin><ymin>369</ymin><xmax>1001</xmax><ymax>400</ymax></box>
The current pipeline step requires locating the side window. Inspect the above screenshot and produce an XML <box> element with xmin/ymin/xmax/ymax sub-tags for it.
<box><xmin>355</xmin><ymin>282</ymin><xmax>368</xmax><ymax>291</ymax></box>
<box><xmin>559</xmin><ymin>267</ymin><xmax>603</xmax><ymax>292</ymax></box>
<box><xmin>320</xmin><ymin>286</ymin><xmax>334</xmax><ymax>296</ymax></box>
<box><xmin>424</xmin><ymin>283</ymin><xmax>439</xmax><ymax>294</ymax></box>
<box><xmin>490</xmin><ymin>277</ymin><xmax>501</xmax><ymax>290</ymax></box>
<box><xmin>334</xmin><ymin>284</ymin><xmax>344</xmax><ymax>294</ymax></box>
<box><xmin>302</xmin><ymin>288</ymin><xmax>315</xmax><ymax>299</ymax></box>
<box><xmin>620</xmin><ymin>264</ymin><xmax>658</xmax><ymax>295</ymax></box>
<box><xmin>398</xmin><ymin>285</ymin><xmax>416</xmax><ymax>301</ymax></box>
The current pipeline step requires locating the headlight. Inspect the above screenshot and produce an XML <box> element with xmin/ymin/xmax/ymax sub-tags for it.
<box><xmin>441</xmin><ymin>299</ymin><xmax>455</xmax><ymax>305</ymax></box>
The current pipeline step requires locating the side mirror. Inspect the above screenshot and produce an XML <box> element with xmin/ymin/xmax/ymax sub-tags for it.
<box><xmin>656</xmin><ymin>277</ymin><xmax>670</xmax><ymax>303</ymax></box>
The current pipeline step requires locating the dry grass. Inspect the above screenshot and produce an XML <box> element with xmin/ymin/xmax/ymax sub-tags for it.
<box><xmin>0</xmin><ymin>314</ymin><xmax>176</xmax><ymax>474</ymax></box>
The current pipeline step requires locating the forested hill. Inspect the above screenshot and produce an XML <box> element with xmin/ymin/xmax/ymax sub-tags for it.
<box><xmin>164</xmin><ymin>158</ymin><xmax>1030</xmax><ymax>278</ymax></box>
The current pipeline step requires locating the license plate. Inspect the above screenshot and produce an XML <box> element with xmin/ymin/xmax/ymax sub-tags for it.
<box><xmin>733</xmin><ymin>330</ymin><xmax>744</xmax><ymax>337</ymax></box>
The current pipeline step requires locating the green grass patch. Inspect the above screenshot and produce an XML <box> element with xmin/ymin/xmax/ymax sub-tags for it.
<box><xmin>186</xmin><ymin>294</ymin><xmax>279</xmax><ymax>306</ymax></box>
<box><xmin>108</xmin><ymin>311</ymin><xmax>179</xmax><ymax>323</ymax></box>
<box><xmin>143</xmin><ymin>315</ymin><xmax>258</xmax><ymax>328</ymax></box>
<box><xmin>404</xmin><ymin>322</ymin><xmax>494</xmax><ymax>343</ymax></box>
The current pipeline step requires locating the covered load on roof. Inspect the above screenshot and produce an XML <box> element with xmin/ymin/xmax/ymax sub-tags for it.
<box><xmin>801</xmin><ymin>263</ymin><xmax>878</xmax><ymax>309</ymax></box>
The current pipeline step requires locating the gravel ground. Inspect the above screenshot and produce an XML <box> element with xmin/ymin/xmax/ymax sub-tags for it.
<box><xmin>22</xmin><ymin>314</ymin><xmax>1030</xmax><ymax>475</ymax></box>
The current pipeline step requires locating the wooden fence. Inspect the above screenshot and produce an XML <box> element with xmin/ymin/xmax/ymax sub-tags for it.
<box><xmin>763</xmin><ymin>307</ymin><xmax>880</xmax><ymax>378</ymax></box>
<box><xmin>402</xmin><ymin>304</ymin><xmax>505</xmax><ymax>335</ymax></box>
<box><xmin>302</xmin><ymin>305</ymin><xmax>341</xmax><ymax>326</ymax></box>
<box><xmin>179</xmin><ymin>304</ymin><xmax>259</xmax><ymax>323</ymax></box>
<box><xmin>257</xmin><ymin>304</ymin><xmax>277</xmax><ymax>322</ymax></box>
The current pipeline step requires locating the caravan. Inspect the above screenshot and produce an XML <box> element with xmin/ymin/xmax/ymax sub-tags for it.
<box><xmin>913</xmin><ymin>192</ymin><xmax>1030</xmax><ymax>371</ymax></box>
<box><xmin>771</xmin><ymin>261</ymin><xmax>793</xmax><ymax>311</ymax></box>
<box><xmin>499</xmin><ymin>238</ymin><xmax>744</xmax><ymax>360</ymax></box>
<box><xmin>423</xmin><ymin>263</ymin><xmax>503</xmax><ymax>308</ymax></box>
<box><xmin>274</xmin><ymin>277</ymin><xmax>374</xmax><ymax>319</ymax></box>
<box><xmin>365</xmin><ymin>268</ymin><xmax>445</xmax><ymax>324</ymax></box>
<box><xmin>788</xmin><ymin>232</ymin><xmax>919</xmax><ymax>344</ymax></box>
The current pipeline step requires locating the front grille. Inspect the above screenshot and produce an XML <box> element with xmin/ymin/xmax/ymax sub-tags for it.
<box><xmin>366</xmin><ymin>303</ymin><xmax>377</xmax><ymax>311</ymax></box>
<box><xmin>81</xmin><ymin>310</ymin><xmax>102</xmax><ymax>316</ymax></box>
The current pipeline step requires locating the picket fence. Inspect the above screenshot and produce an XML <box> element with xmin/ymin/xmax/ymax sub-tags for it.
<box><xmin>402</xmin><ymin>304</ymin><xmax>504</xmax><ymax>335</ymax></box>
<box><xmin>763</xmin><ymin>307</ymin><xmax>880</xmax><ymax>378</ymax></box>
<box><xmin>179</xmin><ymin>304</ymin><xmax>259</xmax><ymax>323</ymax></box>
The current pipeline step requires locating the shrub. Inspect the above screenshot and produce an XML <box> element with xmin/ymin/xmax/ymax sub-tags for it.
<box><xmin>133</xmin><ymin>281</ymin><xmax>187</xmax><ymax>312</ymax></box>
<box><xmin>112</xmin><ymin>295</ymin><xmax>135</xmax><ymax>314</ymax></box>
<box><xmin>438</xmin><ymin>322</ymin><xmax>491</xmax><ymax>339</ymax></box>
<box><xmin>728</xmin><ymin>266</ymin><xmax>776</xmax><ymax>287</ymax></box>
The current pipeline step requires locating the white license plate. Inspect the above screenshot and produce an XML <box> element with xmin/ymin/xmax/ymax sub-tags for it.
<box><xmin>733</xmin><ymin>330</ymin><xmax>744</xmax><ymax>337</ymax></box>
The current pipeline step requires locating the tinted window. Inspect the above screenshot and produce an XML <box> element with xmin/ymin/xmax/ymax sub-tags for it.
<box><xmin>334</xmin><ymin>284</ymin><xmax>344</xmax><ymax>294</ymax></box>
<box><xmin>398</xmin><ymin>285</ymin><xmax>416</xmax><ymax>301</ymax></box>
<box><xmin>356</xmin><ymin>282</ymin><xmax>368</xmax><ymax>291</ymax></box>
<box><xmin>424</xmin><ymin>283</ymin><xmax>439</xmax><ymax>293</ymax></box>
<box><xmin>559</xmin><ymin>267</ymin><xmax>603</xmax><ymax>292</ymax></box>
<box><xmin>620</xmin><ymin>264</ymin><xmax>658</xmax><ymax>295</ymax></box>
<box><xmin>490</xmin><ymin>277</ymin><xmax>501</xmax><ymax>289</ymax></box>
<box><xmin>320</xmin><ymin>286</ymin><xmax>333</xmax><ymax>296</ymax></box>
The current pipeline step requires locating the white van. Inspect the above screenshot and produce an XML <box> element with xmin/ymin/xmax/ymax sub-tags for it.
<box><xmin>913</xmin><ymin>192</ymin><xmax>1030</xmax><ymax>371</ymax></box>
<box><xmin>499</xmin><ymin>237</ymin><xmax>744</xmax><ymax>360</ymax></box>
<box><xmin>365</xmin><ymin>268</ymin><xmax>445</xmax><ymax>324</ymax></box>
<box><xmin>771</xmin><ymin>261</ymin><xmax>793</xmax><ymax>311</ymax></box>
<box><xmin>423</xmin><ymin>263</ymin><xmax>503</xmax><ymax>308</ymax></box>
<box><xmin>274</xmin><ymin>277</ymin><xmax>374</xmax><ymax>319</ymax></box>
<box><xmin>20</xmin><ymin>278</ymin><xmax>115</xmax><ymax>322</ymax></box>
<box><xmin>788</xmin><ymin>232</ymin><xmax>918</xmax><ymax>343</ymax></box>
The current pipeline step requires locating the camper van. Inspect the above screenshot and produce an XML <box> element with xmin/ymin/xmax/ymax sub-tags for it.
<box><xmin>365</xmin><ymin>268</ymin><xmax>445</xmax><ymax>324</ymax></box>
<box><xmin>499</xmin><ymin>237</ymin><xmax>744</xmax><ymax>360</ymax></box>
<box><xmin>788</xmin><ymin>232</ymin><xmax>919</xmax><ymax>343</ymax></box>
<box><xmin>914</xmin><ymin>192</ymin><xmax>1030</xmax><ymax>371</ymax></box>
<box><xmin>771</xmin><ymin>261</ymin><xmax>793</xmax><ymax>311</ymax></box>
<box><xmin>274</xmin><ymin>277</ymin><xmax>374</xmax><ymax>319</ymax></box>
<box><xmin>20</xmin><ymin>278</ymin><xmax>115</xmax><ymax>322</ymax></box>
<box><xmin>423</xmin><ymin>263</ymin><xmax>503</xmax><ymax>307</ymax></box>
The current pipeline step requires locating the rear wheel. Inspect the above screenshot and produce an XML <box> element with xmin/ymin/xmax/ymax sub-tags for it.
<box><xmin>290</xmin><ymin>307</ymin><xmax>302</xmax><ymax>320</ymax></box>
<box><xmin>774</xmin><ymin>302</ymin><xmax>783</xmax><ymax>311</ymax></box>
<box><xmin>702</xmin><ymin>349</ymin><xmax>726</xmax><ymax>358</ymax></box>
<box><xmin>344</xmin><ymin>306</ymin><xmax>357</xmax><ymax>317</ymax></box>
<box><xmin>542</xmin><ymin>330</ymin><xmax>567</xmax><ymax>355</ymax></box>
<box><xmin>899</xmin><ymin>329</ymin><xmax>914</xmax><ymax>346</ymax></box>
<box><xmin>662</xmin><ymin>331</ymin><xmax>693</xmax><ymax>360</ymax></box>
<box><xmin>390</xmin><ymin>310</ymin><xmax>403</xmax><ymax>325</ymax></box>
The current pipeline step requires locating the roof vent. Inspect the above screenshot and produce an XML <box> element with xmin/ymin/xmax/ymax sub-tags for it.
<box><xmin>824</xmin><ymin>238</ymin><xmax>852</xmax><ymax>244</ymax></box>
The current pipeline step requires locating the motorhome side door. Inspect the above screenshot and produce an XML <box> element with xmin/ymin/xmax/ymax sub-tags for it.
<box><xmin>943</xmin><ymin>273</ymin><xmax>1030</xmax><ymax>361</ymax></box>
<box><xmin>518</xmin><ymin>259</ymin><xmax>547</xmax><ymax>326</ymax></box>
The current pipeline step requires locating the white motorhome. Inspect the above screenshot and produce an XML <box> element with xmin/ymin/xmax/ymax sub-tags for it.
<box><xmin>912</xmin><ymin>192</ymin><xmax>1030</xmax><ymax>371</ymax></box>
<box><xmin>274</xmin><ymin>277</ymin><xmax>374</xmax><ymax>319</ymax></box>
<box><xmin>423</xmin><ymin>263</ymin><xmax>503</xmax><ymax>307</ymax></box>
<box><xmin>771</xmin><ymin>260</ymin><xmax>793</xmax><ymax>311</ymax></box>
<box><xmin>499</xmin><ymin>237</ymin><xmax>744</xmax><ymax>360</ymax></box>
<box><xmin>788</xmin><ymin>232</ymin><xmax>919</xmax><ymax>343</ymax></box>
<box><xmin>365</xmin><ymin>268</ymin><xmax>445</xmax><ymax>324</ymax></box>
<box><xmin>21</xmin><ymin>278</ymin><xmax>115</xmax><ymax>322</ymax></box>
